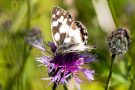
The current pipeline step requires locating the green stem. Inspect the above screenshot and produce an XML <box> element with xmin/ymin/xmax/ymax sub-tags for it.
<box><xmin>107</xmin><ymin>0</ymin><xmax>119</xmax><ymax>28</ymax></box>
<box><xmin>63</xmin><ymin>85</ymin><xmax>68</xmax><ymax>90</ymax></box>
<box><xmin>129</xmin><ymin>71</ymin><xmax>135</xmax><ymax>90</ymax></box>
<box><xmin>105</xmin><ymin>54</ymin><xmax>116</xmax><ymax>90</ymax></box>
<box><xmin>5</xmin><ymin>1</ymin><xmax>32</xmax><ymax>89</ymax></box>
<box><xmin>52</xmin><ymin>83</ymin><xmax>57</xmax><ymax>90</ymax></box>
<box><xmin>27</xmin><ymin>0</ymin><xmax>31</xmax><ymax>30</ymax></box>
<box><xmin>5</xmin><ymin>44</ymin><xmax>32</xmax><ymax>90</ymax></box>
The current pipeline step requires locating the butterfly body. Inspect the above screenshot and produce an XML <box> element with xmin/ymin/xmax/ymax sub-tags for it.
<box><xmin>51</xmin><ymin>6</ymin><xmax>92</xmax><ymax>53</ymax></box>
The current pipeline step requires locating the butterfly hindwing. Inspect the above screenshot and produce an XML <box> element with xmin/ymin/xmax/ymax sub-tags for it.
<box><xmin>51</xmin><ymin>6</ymin><xmax>89</xmax><ymax>53</ymax></box>
<box><xmin>61</xmin><ymin>21</ymin><xmax>89</xmax><ymax>52</ymax></box>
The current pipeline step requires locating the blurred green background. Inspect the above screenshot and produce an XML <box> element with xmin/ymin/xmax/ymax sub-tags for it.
<box><xmin>0</xmin><ymin>0</ymin><xmax>135</xmax><ymax>90</ymax></box>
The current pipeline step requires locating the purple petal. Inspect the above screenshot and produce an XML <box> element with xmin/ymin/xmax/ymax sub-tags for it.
<box><xmin>65</xmin><ymin>73</ymin><xmax>72</xmax><ymax>78</ymax></box>
<box><xmin>61</xmin><ymin>77</ymin><xmax>66</xmax><ymax>84</ymax></box>
<box><xmin>32</xmin><ymin>40</ymin><xmax>46</xmax><ymax>51</ymax></box>
<box><xmin>49</xmin><ymin>63</ymin><xmax>55</xmax><ymax>68</ymax></box>
<box><xmin>48</xmin><ymin>42</ymin><xmax>57</xmax><ymax>52</ymax></box>
<box><xmin>36</xmin><ymin>56</ymin><xmax>50</xmax><ymax>66</ymax></box>
<box><xmin>75</xmin><ymin>78</ymin><xmax>83</xmax><ymax>84</ymax></box>
<box><xmin>84</xmin><ymin>55</ymin><xmax>97</xmax><ymax>63</ymax></box>
<box><xmin>48</xmin><ymin>67</ymin><xmax>54</xmax><ymax>73</ymax></box>
<box><xmin>74</xmin><ymin>78</ymin><xmax>81</xmax><ymax>90</ymax></box>
<box><xmin>51</xmin><ymin>70</ymin><xmax>61</xmax><ymax>83</ymax></box>
<box><xmin>60</xmin><ymin>73</ymin><xmax>72</xmax><ymax>84</ymax></box>
<box><xmin>79</xmin><ymin>54</ymin><xmax>96</xmax><ymax>63</ymax></box>
<box><xmin>75</xmin><ymin>59</ymin><xmax>84</xmax><ymax>65</ymax></box>
<box><xmin>82</xmin><ymin>69</ymin><xmax>95</xmax><ymax>81</ymax></box>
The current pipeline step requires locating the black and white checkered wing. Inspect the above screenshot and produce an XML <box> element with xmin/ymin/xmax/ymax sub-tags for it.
<box><xmin>51</xmin><ymin>6</ymin><xmax>90</xmax><ymax>53</ymax></box>
<box><xmin>51</xmin><ymin>6</ymin><xmax>73</xmax><ymax>46</ymax></box>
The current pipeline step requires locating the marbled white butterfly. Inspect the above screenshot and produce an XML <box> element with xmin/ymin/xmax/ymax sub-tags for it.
<box><xmin>51</xmin><ymin>6</ymin><xmax>92</xmax><ymax>53</ymax></box>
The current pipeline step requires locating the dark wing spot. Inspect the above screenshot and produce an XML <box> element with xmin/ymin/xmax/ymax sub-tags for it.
<box><xmin>75</xmin><ymin>21</ymin><xmax>88</xmax><ymax>43</ymax></box>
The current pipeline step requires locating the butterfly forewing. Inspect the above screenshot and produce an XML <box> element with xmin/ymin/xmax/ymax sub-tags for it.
<box><xmin>51</xmin><ymin>6</ymin><xmax>89</xmax><ymax>53</ymax></box>
<box><xmin>51</xmin><ymin>6</ymin><xmax>73</xmax><ymax>46</ymax></box>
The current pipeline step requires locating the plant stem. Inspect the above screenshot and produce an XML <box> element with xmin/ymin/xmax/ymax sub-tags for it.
<box><xmin>5</xmin><ymin>43</ymin><xmax>32</xmax><ymax>90</ymax></box>
<box><xmin>63</xmin><ymin>85</ymin><xmax>68</xmax><ymax>90</ymax></box>
<box><xmin>52</xmin><ymin>83</ymin><xmax>57</xmax><ymax>90</ymax></box>
<box><xmin>107</xmin><ymin>0</ymin><xmax>119</xmax><ymax>28</ymax></box>
<box><xmin>105</xmin><ymin>54</ymin><xmax>116</xmax><ymax>90</ymax></box>
<box><xmin>27</xmin><ymin>0</ymin><xmax>31</xmax><ymax>30</ymax></box>
<box><xmin>129</xmin><ymin>71</ymin><xmax>135</xmax><ymax>90</ymax></box>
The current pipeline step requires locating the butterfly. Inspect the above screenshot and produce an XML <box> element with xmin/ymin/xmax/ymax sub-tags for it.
<box><xmin>51</xmin><ymin>6</ymin><xmax>93</xmax><ymax>53</ymax></box>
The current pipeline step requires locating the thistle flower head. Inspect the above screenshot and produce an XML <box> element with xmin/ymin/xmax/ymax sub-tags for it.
<box><xmin>33</xmin><ymin>41</ymin><xmax>95</xmax><ymax>90</ymax></box>
<box><xmin>107</xmin><ymin>28</ymin><xmax>131</xmax><ymax>55</ymax></box>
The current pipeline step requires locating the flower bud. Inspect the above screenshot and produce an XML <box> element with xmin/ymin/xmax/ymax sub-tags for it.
<box><xmin>25</xmin><ymin>28</ymin><xmax>42</xmax><ymax>45</ymax></box>
<box><xmin>107</xmin><ymin>28</ymin><xmax>131</xmax><ymax>55</ymax></box>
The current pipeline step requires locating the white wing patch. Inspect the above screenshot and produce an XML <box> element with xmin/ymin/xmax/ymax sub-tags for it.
<box><xmin>72</xmin><ymin>28</ymin><xmax>82</xmax><ymax>43</ymax></box>
<box><xmin>60</xmin><ymin>24</ymin><xmax>69</xmax><ymax>33</ymax></box>
<box><xmin>52</xmin><ymin>21</ymin><xmax>58</xmax><ymax>27</ymax></box>
<box><xmin>54</xmin><ymin>32</ymin><xmax>60</xmax><ymax>41</ymax></box>
<box><xmin>63</xmin><ymin>18</ymin><xmax>68</xmax><ymax>25</ymax></box>
<box><xmin>59</xmin><ymin>16</ymin><xmax>64</xmax><ymax>23</ymax></box>
<box><xmin>52</xmin><ymin>14</ymin><xmax>56</xmax><ymax>18</ymax></box>
<box><xmin>56</xmin><ymin>11</ymin><xmax>60</xmax><ymax>15</ymax></box>
<box><xmin>64</xmin><ymin>37</ymin><xmax>71</xmax><ymax>43</ymax></box>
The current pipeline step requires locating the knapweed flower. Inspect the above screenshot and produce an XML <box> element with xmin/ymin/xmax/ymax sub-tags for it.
<box><xmin>33</xmin><ymin>41</ymin><xmax>95</xmax><ymax>90</ymax></box>
<box><xmin>107</xmin><ymin>28</ymin><xmax>131</xmax><ymax>55</ymax></box>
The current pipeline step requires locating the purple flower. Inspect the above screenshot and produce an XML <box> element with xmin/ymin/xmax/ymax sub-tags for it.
<box><xmin>34</xmin><ymin>41</ymin><xmax>95</xmax><ymax>90</ymax></box>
